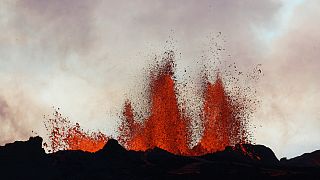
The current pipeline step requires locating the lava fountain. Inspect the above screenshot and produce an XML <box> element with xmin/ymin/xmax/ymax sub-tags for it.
<box><xmin>192</xmin><ymin>75</ymin><xmax>249</xmax><ymax>155</ymax></box>
<box><xmin>118</xmin><ymin>51</ymin><xmax>252</xmax><ymax>156</ymax></box>
<box><xmin>45</xmin><ymin>51</ymin><xmax>256</xmax><ymax>155</ymax></box>
<box><xmin>119</xmin><ymin>51</ymin><xmax>191</xmax><ymax>155</ymax></box>
<box><xmin>44</xmin><ymin>110</ymin><xmax>108</xmax><ymax>153</ymax></box>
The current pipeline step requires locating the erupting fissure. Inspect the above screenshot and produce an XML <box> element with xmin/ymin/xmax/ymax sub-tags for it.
<box><xmin>45</xmin><ymin>51</ymin><xmax>252</xmax><ymax>155</ymax></box>
<box><xmin>118</xmin><ymin>51</ymin><xmax>250</xmax><ymax>156</ymax></box>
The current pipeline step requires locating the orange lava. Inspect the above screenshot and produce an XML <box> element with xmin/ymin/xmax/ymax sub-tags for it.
<box><xmin>193</xmin><ymin>75</ymin><xmax>246</xmax><ymax>155</ymax></box>
<box><xmin>64</xmin><ymin>123</ymin><xmax>108</xmax><ymax>153</ymax></box>
<box><xmin>44</xmin><ymin>111</ymin><xmax>108</xmax><ymax>153</ymax></box>
<box><xmin>120</xmin><ymin>53</ymin><xmax>190</xmax><ymax>155</ymax></box>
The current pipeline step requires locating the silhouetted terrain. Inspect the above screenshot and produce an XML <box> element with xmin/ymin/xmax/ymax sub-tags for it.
<box><xmin>0</xmin><ymin>137</ymin><xmax>319</xmax><ymax>180</ymax></box>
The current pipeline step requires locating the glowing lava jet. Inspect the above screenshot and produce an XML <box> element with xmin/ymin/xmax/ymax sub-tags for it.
<box><xmin>192</xmin><ymin>75</ymin><xmax>247</xmax><ymax>155</ymax></box>
<box><xmin>119</xmin><ymin>52</ymin><xmax>191</xmax><ymax>155</ymax></box>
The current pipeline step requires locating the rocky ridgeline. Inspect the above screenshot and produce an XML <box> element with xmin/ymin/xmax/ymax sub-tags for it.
<box><xmin>0</xmin><ymin>137</ymin><xmax>319</xmax><ymax>179</ymax></box>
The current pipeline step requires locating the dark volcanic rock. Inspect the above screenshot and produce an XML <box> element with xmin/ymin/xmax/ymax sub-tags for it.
<box><xmin>201</xmin><ymin>144</ymin><xmax>278</xmax><ymax>166</ymax></box>
<box><xmin>0</xmin><ymin>136</ymin><xmax>45</xmax><ymax>156</ymax></box>
<box><xmin>0</xmin><ymin>137</ymin><xmax>49</xmax><ymax>179</ymax></box>
<box><xmin>97</xmin><ymin>138</ymin><xmax>127</xmax><ymax>155</ymax></box>
<box><xmin>281</xmin><ymin>150</ymin><xmax>320</xmax><ymax>167</ymax></box>
<box><xmin>226</xmin><ymin>144</ymin><xmax>279</xmax><ymax>164</ymax></box>
<box><xmin>0</xmin><ymin>136</ymin><xmax>320</xmax><ymax>180</ymax></box>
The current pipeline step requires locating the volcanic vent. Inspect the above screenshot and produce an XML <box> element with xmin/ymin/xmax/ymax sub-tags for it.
<box><xmin>45</xmin><ymin>51</ymin><xmax>255</xmax><ymax>155</ymax></box>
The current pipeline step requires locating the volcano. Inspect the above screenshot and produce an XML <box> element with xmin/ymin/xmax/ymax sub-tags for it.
<box><xmin>31</xmin><ymin>51</ymin><xmax>320</xmax><ymax>179</ymax></box>
<box><xmin>1</xmin><ymin>137</ymin><xmax>320</xmax><ymax>179</ymax></box>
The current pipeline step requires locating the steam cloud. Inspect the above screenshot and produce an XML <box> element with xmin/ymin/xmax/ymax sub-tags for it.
<box><xmin>0</xmin><ymin>0</ymin><xmax>319</xmax><ymax>158</ymax></box>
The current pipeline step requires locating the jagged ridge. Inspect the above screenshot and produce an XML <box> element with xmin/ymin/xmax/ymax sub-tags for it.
<box><xmin>0</xmin><ymin>137</ymin><xmax>319</xmax><ymax>180</ymax></box>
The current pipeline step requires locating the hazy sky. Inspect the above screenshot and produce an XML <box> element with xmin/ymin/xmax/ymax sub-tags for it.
<box><xmin>0</xmin><ymin>0</ymin><xmax>319</xmax><ymax>158</ymax></box>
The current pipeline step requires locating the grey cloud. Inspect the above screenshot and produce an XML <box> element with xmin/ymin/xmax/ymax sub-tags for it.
<box><xmin>0</xmin><ymin>97</ymin><xmax>9</xmax><ymax>119</ymax></box>
<box><xmin>253</xmin><ymin>1</ymin><xmax>320</xmax><ymax>158</ymax></box>
<box><xmin>13</xmin><ymin>0</ymin><xmax>101</xmax><ymax>56</ymax></box>
<box><xmin>0</xmin><ymin>95</ymin><xmax>36</xmax><ymax>145</ymax></box>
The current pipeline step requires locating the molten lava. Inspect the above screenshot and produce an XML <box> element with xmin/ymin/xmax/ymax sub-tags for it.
<box><xmin>45</xmin><ymin>111</ymin><xmax>108</xmax><ymax>153</ymax></box>
<box><xmin>63</xmin><ymin>123</ymin><xmax>108</xmax><ymax>153</ymax></box>
<box><xmin>194</xmin><ymin>75</ymin><xmax>246</xmax><ymax>154</ymax></box>
<box><xmin>45</xmin><ymin>51</ymin><xmax>253</xmax><ymax>155</ymax></box>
